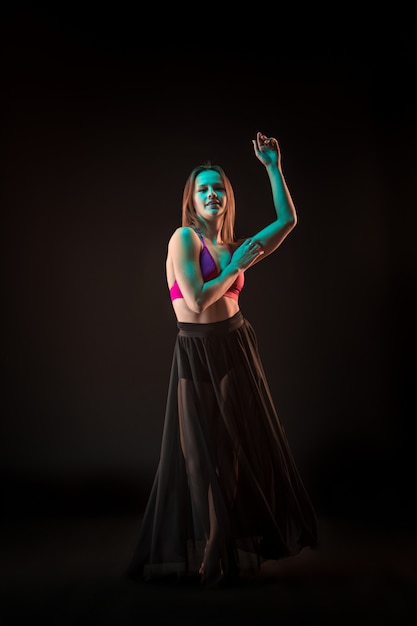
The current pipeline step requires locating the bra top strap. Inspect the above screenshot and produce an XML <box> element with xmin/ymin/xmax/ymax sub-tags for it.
<box><xmin>195</xmin><ymin>227</ymin><xmax>233</xmax><ymax>259</ymax></box>
<box><xmin>193</xmin><ymin>227</ymin><xmax>206</xmax><ymax>247</ymax></box>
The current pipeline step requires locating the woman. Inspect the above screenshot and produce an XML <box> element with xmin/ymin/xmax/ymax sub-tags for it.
<box><xmin>127</xmin><ymin>132</ymin><xmax>318</xmax><ymax>586</ymax></box>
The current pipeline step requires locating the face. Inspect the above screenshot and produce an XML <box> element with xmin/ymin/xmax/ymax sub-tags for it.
<box><xmin>193</xmin><ymin>170</ymin><xmax>227</xmax><ymax>223</ymax></box>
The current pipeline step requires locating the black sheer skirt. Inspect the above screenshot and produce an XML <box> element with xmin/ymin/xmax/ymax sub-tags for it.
<box><xmin>127</xmin><ymin>311</ymin><xmax>318</xmax><ymax>582</ymax></box>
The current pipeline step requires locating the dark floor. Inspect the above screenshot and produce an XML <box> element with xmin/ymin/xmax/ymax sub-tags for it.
<box><xmin>1</xmin><ymin>514</ymin><xmax>417</xmax><ymax>626</ymax></box>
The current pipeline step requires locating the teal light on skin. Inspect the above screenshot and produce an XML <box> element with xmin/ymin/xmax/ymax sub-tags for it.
<box><xmin>193</xmin><ymin>171</ymin><xmax>227</xmax><ymax>237</ymax></box>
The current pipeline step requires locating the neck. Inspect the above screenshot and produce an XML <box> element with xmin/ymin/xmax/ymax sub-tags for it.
<box><xmin>196</xmin><ymin>218</ymin><xmax>223</xmax><ymax>244</ymax></box>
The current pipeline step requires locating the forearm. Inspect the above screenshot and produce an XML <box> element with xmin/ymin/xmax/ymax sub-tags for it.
<box><xmin>195</xmin><ymin>264</ymin><xmax>241</xmax><ymax>312</ymax></box>
<box><xmin>248</xmin><ymin>163</ymin><xmax>297</xmax><ymax>259</ymax></box>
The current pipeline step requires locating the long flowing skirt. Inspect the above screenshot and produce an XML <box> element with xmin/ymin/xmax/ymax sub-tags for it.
<box><xmin>127</xmin><ymin>311</ymin><xmax>318</xmax><ymax>581</ymax></box>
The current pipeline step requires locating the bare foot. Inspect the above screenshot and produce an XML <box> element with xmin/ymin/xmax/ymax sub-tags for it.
<box><xmin>199</xmin><ymin>541</ymin><xmax>223</xmax><ymax>585</ymax></box>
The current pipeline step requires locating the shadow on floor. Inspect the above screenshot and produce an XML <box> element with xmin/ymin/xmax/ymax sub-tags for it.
<box><xmin>1</xmin><ymin>514</ymin><xmax>417</xmax><ymax>625</ymax></box>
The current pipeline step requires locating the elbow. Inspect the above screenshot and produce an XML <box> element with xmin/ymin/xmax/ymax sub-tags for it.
<box><xmin>185</xmin><ymin>295</ymin><xmax>205</xmax><ymax>314</ymax></box>
<box><xmin>289</xmin><ymin>211</ymin><xmax>297</xmax><ymax>227</ymax></box>
<box><xmin>182</xmin><ymin>285</ymin><xmax>209</xmax><ymax>314</ymax></box>
<box><xmin>277</xmin><ymin>212</ymin><xmax>297</xmax><ymax>233</ymax></box>
<box><xmin>187</xmin><ymin>301</ymin><xmax>203</xmax><ymax>314</ymax></box>
<box><xmin>194</xmin><ymin>291</ymin><xmax>216</xmax><ymax>314</ymax></box>
<box><xmin>193</xmin><ymin>295</ymin><xmax>209</xmax><ymax>314</ymax></box>
<box><xmin>285</xmin><ymin>213</ymin><xmax>297</xmax><ymax>232</ymax></box>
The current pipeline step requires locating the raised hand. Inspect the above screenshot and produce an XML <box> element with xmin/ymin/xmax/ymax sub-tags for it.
<box><xmin>252</xmin><ymin>131</ymin><xmax>281</xmax><ymax>168</ymax></box>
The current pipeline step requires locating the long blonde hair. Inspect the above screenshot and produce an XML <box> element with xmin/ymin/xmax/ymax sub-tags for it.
<box><xmin>181</xmin><ymin>164</ymin><xmax>236</xmax><ymax>245</ymax></box>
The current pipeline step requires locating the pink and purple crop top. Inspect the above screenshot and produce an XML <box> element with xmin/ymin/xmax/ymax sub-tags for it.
<box><xmin>170</xmin><ymin>228</ymin><xmax>244</xmax><ymax>302</ymax></box>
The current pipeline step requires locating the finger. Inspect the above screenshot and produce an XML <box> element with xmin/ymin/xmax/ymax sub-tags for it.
<box><xmin>259</xmin><ymin>134</ymin><xmax>271</xmax><ymax>150</ymax></box>
<box><xmin>249</xmin><ymin>241</ymin><xmax>260</xmax><ymax>252</ymax></box>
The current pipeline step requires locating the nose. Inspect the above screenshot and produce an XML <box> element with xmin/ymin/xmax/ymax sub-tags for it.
<box><xmin>207</xmin><ymin>187</ymin><xmax>217</xmax><ymax>197</ymax></box>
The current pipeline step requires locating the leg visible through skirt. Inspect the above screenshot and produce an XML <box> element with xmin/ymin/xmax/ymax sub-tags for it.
<box><xmin>127</xmin><ymin>311</ymin><xmax>318</xmax><ymax>582</ymax></box>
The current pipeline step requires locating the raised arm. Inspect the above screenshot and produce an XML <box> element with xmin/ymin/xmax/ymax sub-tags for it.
<box><xmin>247</xmin><ymin>132</ymin><xmax>297</xmax><ymax>262</ymax></box>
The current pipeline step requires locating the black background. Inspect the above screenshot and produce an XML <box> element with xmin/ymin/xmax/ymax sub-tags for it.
<box><xmin>2</xmin><ymin>5</ymin><xmax>417</xmax><ymax>624</ymax></box>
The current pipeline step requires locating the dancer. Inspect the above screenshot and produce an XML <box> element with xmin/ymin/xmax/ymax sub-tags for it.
<box><xmin>127</xmin><ymin>132</ymin><xmax>318</xmax><ymax>585</ymax></box>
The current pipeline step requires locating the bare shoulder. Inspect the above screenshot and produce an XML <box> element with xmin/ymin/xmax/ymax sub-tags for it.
<box><xmin>168</xmin><ymin>226</ymin><xmax>200</xmax><ymax>251</ymax></box>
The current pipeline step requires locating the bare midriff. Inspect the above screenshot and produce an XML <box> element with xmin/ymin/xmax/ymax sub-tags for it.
<box><xmin>171</xmin><ymin>295</ymin><xmax>240</xmax><ymax>324</ymax></box>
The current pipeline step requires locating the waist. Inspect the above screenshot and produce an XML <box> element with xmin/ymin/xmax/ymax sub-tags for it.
<box><xmin>177</xmin><ymin>311</ymin><xmax>245</xmax><ymax>336</ymax></box>
<box><xmin>173</xmin><ymin>296</ymin><xmax>240</xmax><ymax>324</ymax></box>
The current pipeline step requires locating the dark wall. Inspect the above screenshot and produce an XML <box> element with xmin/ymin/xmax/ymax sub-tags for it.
<box><xmin>3</xmin><ymin>8</ymin><xmax>416</xmax><ymax>527</ymax></box>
